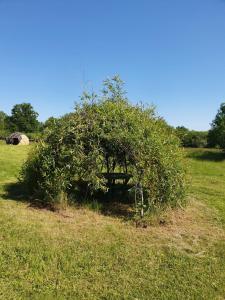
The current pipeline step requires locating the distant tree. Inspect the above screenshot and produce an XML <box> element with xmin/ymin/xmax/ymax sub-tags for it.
<box><xmin>8</xmin><ymin>103</ymin><xmax>39</xmax><ymax>133</ymax></box>
<box><xmin>0</xmin><ymin>111</ymin><xmax>7</xmax><ymax>130</ymax></box>
<box><xmin>207</xmin><ymin>129</ymin><xmax>218</xmax><ymax>148</ymax></box>
<box><xmin>208</xmin><ymin>103</ymin><xmax>225</xmax><ymax>149</ymax></box>
<box><xmin>187</xmin><ymin>131</ymin><xmax>208</xmax><ymax>148</ymax></box>
<box><xmin>175</xmin><ymin>126</ymin><xmax>208</xmax><ymax>148</ymax></box>
<box><xmin>175</xmin><ymin>126</ymin><xmax>189</xmax><ymax>145</ymax></box>
<box><xmin>0</xmin><ymin>111</ymin><xmax>11</xmax><ymax>138</ymax></box>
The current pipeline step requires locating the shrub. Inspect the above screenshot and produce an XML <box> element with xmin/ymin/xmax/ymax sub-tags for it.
<box><xmin>21</xmin><ymin>76</ymin><xmax>186</xmax><ymax>212</ymax></box>
<box><xmin>26</xmin><ymin>132</ymin><xmax>42</xmax><ymax>142</ymax></box>
<box><xmin>0</xmin><ymin>129</ymin><xmax>10</xmax><ymax>140</ymax></box>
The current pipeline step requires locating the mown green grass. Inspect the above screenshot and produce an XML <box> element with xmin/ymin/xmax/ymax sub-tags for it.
<box><xmin>0</xmin><ymin>141</ymin><xmax>28</xmax><ymax>194</ymax></box>
<box><xmin>186</xmin><ymin>148</ymin><xmax>225</xmax><ymax>225</ymax></box>
<box><xmin>0</xmin><ymin>143</ymin><xmax>225</xmax><ymax>299</ymax></box>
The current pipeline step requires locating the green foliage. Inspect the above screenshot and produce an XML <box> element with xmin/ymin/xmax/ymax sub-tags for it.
<box><xmin>26</xmin><ymin>132</ymin><xmax>42</xmax><ymax>142</ymax></box>
<box><xmin>207</xmin><ymin>128</ymin><xmax>218</xmax><ymax>148</ymax></box>
<box><xmin>43</xmin><ymin>116</ymin><xmax>58</xmax><ymax>130</ymax></box>
<box><xmin>0</xmin><ymin>111</ymin><xmax>7</xmax><ymax>130</ymax></box>
<box><xmin>0</xmin><ymin>111</ymin><xmax>10</xmax><ymax>138</ymax></box>
<box><xmin>208</xmin><ymin>103</ymin><xmax>225</xmax><ymax>149</ymax></box>
<box><xmin>7</xmin><ymin>103</ymin><xmax>40</xmax><ymax>133</ymax></box>
<box><xmin>21</xmin><ymin>76</ymin><xmax>186</xmax><ymax>211</ymax></box>
<box><xmin>175</xmin><ymin>126</ymin><xmax>208</xmax><ymax>148</ymax></box>
<box><xmin>175</xmin><ymin>126</ymin><xmax>189</xmax><ymax>143</ymax></box>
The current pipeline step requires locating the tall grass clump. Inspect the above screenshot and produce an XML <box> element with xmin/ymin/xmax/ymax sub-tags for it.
<box><xmin>21</xmin><ymin>76</ymin><xmax>186</xmax><ymax>212</ymax></box>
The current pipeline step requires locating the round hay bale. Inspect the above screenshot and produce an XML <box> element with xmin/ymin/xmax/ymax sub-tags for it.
<box><xmin>6</xmin><ymin>132</ymin><xmax>29</xmax><ymax>145</ymax></box>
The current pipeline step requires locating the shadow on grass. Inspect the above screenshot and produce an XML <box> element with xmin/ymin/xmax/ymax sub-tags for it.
<box><xmin>2</xmin><ymin>182</ymin><xmax>27</xmax><ymax>201</ymax></box>
<box><xmin>79</xmin><ymin>199</ymin><xmax>135</xmax><ymax>221</ymax></box>
<box><xmin>2</xmin><ymin>182</ymin><xmax>56</xmax><ymax>211</ymax></box>
<box><xmin>2</xmin><ymin>182</ymin><xmax>135</xmax><ymax>220</ymax></box>
<box><xmin>187</xmin><ymin>150</ymin><xmax>225</xmax><ymax>162</ymax></box>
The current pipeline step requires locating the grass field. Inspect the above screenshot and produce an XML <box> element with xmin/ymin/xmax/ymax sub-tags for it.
<box><xmin>0</xmin><ymin>142</ymin><xmax>225</xmax><ymax>299</ymax></box>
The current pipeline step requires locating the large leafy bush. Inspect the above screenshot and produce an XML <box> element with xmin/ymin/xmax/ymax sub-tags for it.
<box><xmin>208</xmin><ymin>103</ymin><xmax>225</xmax><ymax>149</ymax></box>
<box><xmin>21</xmin><ymin>76</ymin><xmax>186</xmax><ymax>211</ymax></box>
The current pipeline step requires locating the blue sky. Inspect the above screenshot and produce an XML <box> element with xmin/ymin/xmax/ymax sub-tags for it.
<box><xmin>0</xmin><ymin>0</ymin><xmax>225</xmax><ymax>130</ymax></box>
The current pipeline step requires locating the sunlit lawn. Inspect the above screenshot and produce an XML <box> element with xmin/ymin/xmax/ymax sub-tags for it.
<box><xmin>0</xmin><ymin>142</ymin><xmax>225</xmax><ymax>299</ymax></box>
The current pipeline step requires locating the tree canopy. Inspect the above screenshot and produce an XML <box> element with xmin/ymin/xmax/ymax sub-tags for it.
<box><xmin>208</xmin><ymin>103</ymin><xmax>225</xmax><ymax>149</ymax></box>
<box><xmin>7</xmin><ymin>103</ymin><xmax>39</xmax><ymax>133</ymax></box>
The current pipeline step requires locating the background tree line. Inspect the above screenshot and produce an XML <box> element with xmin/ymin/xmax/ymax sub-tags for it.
<box><xmin>175</xmin><ymin>103</ymin><xmax>225</xmax><ymax>149</ymax></box>
<box><xmin>1</xmin><ymin>101</ymin><xmax>225</xmax><ymax>149</ymax></box>
<box><xmin>175</xmin><ymin>126</ymin><xmax>209</xmax><ymax>148</ymax></box>
<box><xmin>0</xmin><ymin>103</ymin><xmax>56</xmax><ymax>141</ymax></box>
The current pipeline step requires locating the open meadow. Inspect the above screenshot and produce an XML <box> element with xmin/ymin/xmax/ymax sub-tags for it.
<box><xmin>0</xmin><ymin>142</ymin><xmax>225</xmax><ymax>299</ymax></box>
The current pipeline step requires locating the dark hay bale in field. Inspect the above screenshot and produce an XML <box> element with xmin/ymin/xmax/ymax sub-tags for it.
<box><xmin>6</xmin><ymin>132</ymin><xmax>29</xmax><ymax>145</ymax></box>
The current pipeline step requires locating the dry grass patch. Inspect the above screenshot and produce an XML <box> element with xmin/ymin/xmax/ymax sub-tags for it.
<box><xmin>2</xmin><ymin>196</ymin><xmax>224</xmax><ymax>257</ymax></box>
<box><xmin>147</xmin><ymin>199</ymin><xmax>225</xmax><ymax>255</ymax></box>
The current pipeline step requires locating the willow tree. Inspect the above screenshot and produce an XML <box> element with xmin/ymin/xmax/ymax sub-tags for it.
<box><xmin>21</xmin><ymin>76</ymin><xmax>186</xmax><ymax>212</ymax></box>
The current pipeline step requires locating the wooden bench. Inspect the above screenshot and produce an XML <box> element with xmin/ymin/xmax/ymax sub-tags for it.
<box><xmin>101</xmin><ymin>173</ymin><xmax>132</xmax><ymax>186</ymax></box>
